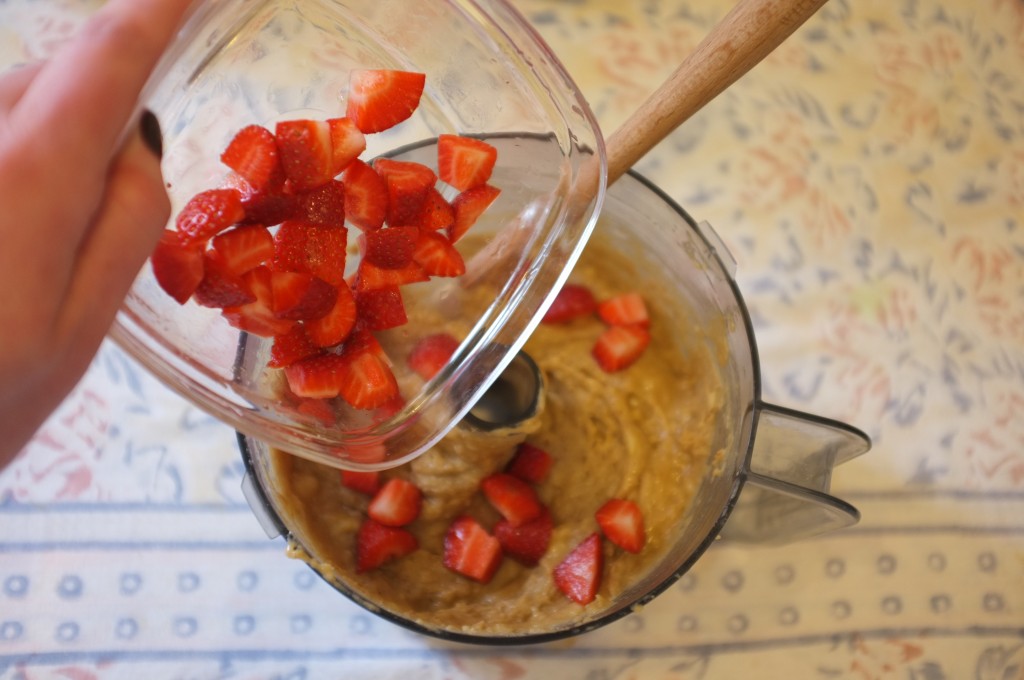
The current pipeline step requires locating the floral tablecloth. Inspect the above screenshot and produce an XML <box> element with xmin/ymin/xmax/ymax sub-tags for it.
<box><xmin>2</xmin><ymin>0</ymin><xmax>1022</xmax><ymax>678</ymax></box>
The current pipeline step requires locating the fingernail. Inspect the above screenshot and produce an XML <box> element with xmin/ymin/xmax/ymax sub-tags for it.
<box><xmin>139</xmin><ymin>109</ymin><xmax>163</xmax><ymax>159</ymax></box>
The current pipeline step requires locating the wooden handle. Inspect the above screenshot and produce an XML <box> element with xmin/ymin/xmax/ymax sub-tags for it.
<box><xmin>602</xmin><ymin>0</ymin><xmax>828</xmax><ymax>185</ymax></box>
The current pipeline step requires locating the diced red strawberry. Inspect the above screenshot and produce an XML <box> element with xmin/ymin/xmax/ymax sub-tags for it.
<box><xmin>553</xmin><ymin>533</ymin><xmax>603</xmax><ymax>605</ymax></box>
<box><xmin>362</xmin><ymin>226</ymin><xmax>419</xmax><ymax>269</ymax></box>
<box><xmin>283</xmin><ymin>352</ymin><xmax>348</xmax><ymax>399</ymax></box>
<box><xmin>374</xmin><ymin>158</ymin><xmax>436</xmax><ymax>226</ymax></box>
<box><xmin>407</xmin><ymin>333</ymin><xmax>459</xmax><ymax>381</ymax></box>
<box><xmin>346</xmin><ymin>69</ymin><xmax>426</xmax><ymax>134</ymax></box>
<box><xmin>592</xmin><ymin>324</ymin><xmax>651</xmax><ymax>372</ymax></box>
<box><xmin>542</xmin><ymin>283</ymin><xmax>596</xmax><ymax>324</ymax></box>
<box><xmin>442</xmin><ymin>516</ymin><xmax>503</xmax><ymax>584</ymax></box>
<box><xmin>268</xmin><ymin>325</ymin><xmax>321</xmax><ymax>369</ymax></box>
<box><xmin>494</xmin><ymin>506</ymin><xmax>553</xmax><ymax>566</ymax></box>
<box><xmin>367</xmin><ymin>478</ymin><xmax>422</xmax><ymax>527</ymax></box>
<box><xmin>595</xmin><ymin>498</ymin><xmax>646</xmax><ymax>554</ymax></box>
<box><xmin>342</xmin><ymin>159</ymin><xmax>388</xmax><ymax>232</ymax></box>
<box><xmin>412</xmin><ymin>187</ymin><xmax>455</xmax><ymax>231</ymax></box>
<box><xmin>220</xmin><ymin>124</ymin><xmax>282</xmax><ymax>192</ymax></box>
<box><xmin>210</xmin><ymin>224</ymin><xmax>274</xmax><ymax>275</ymax></box>
<box><xmin>297</xmin><ymin>180</ymin><xmax>346</xmax><ymax>228</ymax></box>
<box><xmin>221</xmin><ymin>267</ymin><xmax>296</xmax><ymax>338</ymax></box>
<box><xmin>412</xmin><ymin>230</ymin><xmax>465</xmax><ymax>277</ymax></box>
<box><xmin>270</xmin><ymin>271</ymin><xmax>338</xmax><ymax>321</ymax></box>
<box><xmin>448</xmin><ymin>184</ymin><xmax>500</xmax><ymax>243</ymax></box>
<box><xmin>193</xmin><ymin>254</ymin><xmax>255</xmax><ymax>308</ymax></box>
<box><xmin>597</xmin><ymin>293</ymin><xmax>650</xmax><ymax>328</ymax></box>
<box><xmin>437</xmin><ymin>134</ymin><xmax>497</xmax><ymax>191</ymax></box>
<box><xmin>342</xmin><ymin>326</ymin><xmax>387</xmax><ymax>360</ymax></box>
<box><xmin>335</xmin><ymin>345</ymin><xmax>400</xmax><ymax>410</ymax></box>
<box><xmin>273</xmin><ymin>219</ymin><xmax>348</xmax><ymax>286</ymax></box>
<box><xmin>305</xmin><ymin>283</ymin><xmax>357</xmax><ymax>348</ymax></box>
<box><xmin>241</xmin><ymin>188</ymin><xmax>299</xmax><ymax>226</ymax></box>
<box><xmin>480</xmin><ymin>473</ymin><xmax>543</xmax><ymax>527</ymax></box>
<box><xmin>151</xmin><ymin>230</ymin><xmax>205</xmax><ymax>304</ymax></box>
<box><xmin>356</xmin><ymin>518</ymin><xmax>418</xmax><ymax>572</ymax></box>
<box><xmin>275</xmin><ymin>119</ymin><xmax>334</xmax><ymax>192</ymax></box>
<box><xmin>356</xmin><ymin>286</ymin><xmax>407</xmax><ymax>330</ymax></box>
<box><xmin>355</xmin><ymin>260</ymin><xmax>429</xmax><ymax>291</ymax></box>
<box><xmin>340</xmin><ymin>469</ymin><xmax>381</xmax><ymax>495</ymax></box>
<box><xmin>295</xmin><ymin>397</ymin><xmax>335</xmax><ymax>425</ymax></box>
<box><xmin>506</xmin><ymin>442</ymin><xmax>553</xmax><ymax>484</ymax></box>
<box><xmin>327</xmin><ymin>117</ymin><xmax>366</xmax><ymax>175</ymax></box>
<box><xmin>176</xmin><ymin>188</ymin><xmax>245</xmax><ymax>245</ymax></box>
<box><xmin>272</xmin><ymin>220</ymin><xmax>312</xmax><ymax>273</ymax></box>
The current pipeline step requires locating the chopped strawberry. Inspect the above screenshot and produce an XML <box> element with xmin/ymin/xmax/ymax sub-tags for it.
<box><xmin>480</xmin><ymin>473</ymin><xmax>543</xmax><ymax>527</ymax></box>
<box><xmin>175</xmin><ymin>188</ymin><xmax>245</xmax><ymax>245</ymax></box>
<box><xmin>294</xmin><ymin>397</ymin><xmax>335</xmax><ymax>425</ymax></box>
<box><xmin>592</xmin><ymin>324</ymin><xmax>651</xmax><ymax>372</ymax></box>
<box><xmin>283</xmin><ymin>352</ymin><xmax>347</xmax><ymax>399</ymax></box>
<box><xmin>340</xmin><ymin>469</ymin><xmax>381</xmax><ymax>495</ymax></box>
<box><xmin>241</xmin><ymin>188</ymin><xmax>299</xmax><ymax>226</ymax></box>
<box><xmin>595</xmin><ymin>498</ymin><xmax>646</xmax><ymax>554</ymax></box>
<box><xmin>412</xmin><ymin>230</ymin><xmax>465</xmax><ymax>277</ymax></box>
<box><xmin>193</xmin><ymin>254</ymin><xmax>255</xmax><ymax>308</ymax></box>
<box><xmin>553</xmin><ymin>533</ymin><xmax>603</xmax><ymax>605</ymax></box>
<box><xmin>355</xmin><ymin>259</ymin><xmax>429</xmax><ymax>291</ymax></box>
<box><xmin>209</xmin><ymin>224</ymin><xmax>274</xmax><ymax>275</ymax></box>
<box><xmin>304</xmin><ymin>283</ymin><xmax>357</xmax><ymax>348</ymax></box>
<box><xmin>222</xmin><ymin>267</ymin><xmax>296</xmax><ymax>338</ymax></box>
<box><xmin>335</xmin><ymin>345</ymin><xmax>400</xmax><ymax>410</ymax></box>
<box><xmin>327</xmin><ymin>116</ymin><xmax>366</xmax><ymax>175</ymax></box>
<box><xmin>342</xmin><ymin>326</ymin><xmax>387</xmax><ymax>359</ymax></box>
<box><xmin>275</xmin><ymin>119</ymin><xmax>333</xmax><ymax>192</ymax></box>
<box><xmin>367</xmin><ymin>478</ymin><xmax>422</xmax><ymax>527</ymax></box>
<box><xmin>542</xmin><ymin>283</ymin><xmax>596</xmax><ymax>324</ymax></box>
<box><xmin>268</xmin><ymin>325</ymin><xmax>321</xmax><ymax>369</ymax></box>
<box><xmin>407</xmin><ymin>333</ymin><xmax>459</xmax><ymax>381</ymax></box>
<box><xmin>448</xmin><ymin>184</ymin><xmax>500</xmax><ymax>243</ymax></box>
<box><xmin>437</xmin><ymin>134</ymin><xmax>497</xmax><ymax>191</ymax></box>
<box><xmin>151</xmin><ymin>230</ymin><xmax>205</xmax><ymax>304</ymax></box>
<box><xmin>412</xmin><ymin>187</ymin><xmax>455</xmax><ymax>231</ymax></box>
<box><xmin>297</xmin><ymin>180</ymin><xmax>346</xmax><ymax>228</ymax></box>
<box><xmin>346</xmin><ymin>69</ymin><xmax>426</xmax><ymax>134</ymax></box>
<box><xmin>356</xmin><ymin>286</ymin><xmax>407</xmax><ymax>330</ymax></box>
<box><xmin>597</xmin><ymin>293</ymin><xmax>650</xmax><ymax>328</ymax></box>
<box><xmin>273</xmin><ymin>219</ymin><xmax>348</xmax><ymax>286</ymax></box>
<box><xmin>362</xmin><ymin>225</ymin><xmax>419</xmax><ymax>269</ymax></box>
<box><xmin>506</xmin><ymin>442</ymin><xmax>553</xmax><ymax>484</ymax></box>
<box><xmin>342</xmin><ymin>159</ymin><xmax>388</xmax><ymax>232</ymax></box>
<box><xmin>442</xmin><ymin>516</ymin><xmax>503</xmax><ymax>584</ymax></box>
<box><xmin>220</xmin><ymin>124</ymin><xmax>282</xmax><ymax>192</ymax></box>
<box><xmin>494</xmin><ymin>506</ymin><xmax>553</xmax><ymax>566</ymax></box>
<box><xmin>356</xmin><ymin>518</ymin><xmax>418</xmax><ymax>572</ymax></box>
<box><xmin>374</xmin><ymin>158</ymin><xmax>436</xmax><ymax>226</ymax></box>
<box><xmin>270</xmin><ymin>271</ymin><xmax>338</xmax><ymax>321</ymax></box>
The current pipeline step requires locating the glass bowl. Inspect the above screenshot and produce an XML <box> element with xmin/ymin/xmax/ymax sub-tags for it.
<box><xmin>111</xmin><ymin>0</ymin><xmax>606</xmax><ymax>470</ymax></box>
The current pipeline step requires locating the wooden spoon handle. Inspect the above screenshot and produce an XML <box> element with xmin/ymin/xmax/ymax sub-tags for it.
<box><xmin>603</xmin><ymin>0</ymin><xmax>829</xmax><ymax>185</ymax></box>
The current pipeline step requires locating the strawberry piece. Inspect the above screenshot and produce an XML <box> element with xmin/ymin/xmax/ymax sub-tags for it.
<box><xmin>273</xmin><ymin>219</ymin><xmax>348</xmax><ymax>286</ymax></box>
<box><xmin>175</xmin><ymin>188</ymin><xmax>245</xmax><ymax>245</ymax></box>
<box><xmin>241</xmin><ymin>188</ymin><xmax>299</xmax><ymax>226</ymax></box>
<box><xmin>554</xmin><ymin>533</ymin><xmax>603</xmax><ymax>605</ymax></box>
<box><xmin>448</xmin><ymin>184</ymin><xmax>500</xmax><ymax>243</ymax></box>
<box><xmin>340</xmin><ymin>469</ymin><xmax>381</xmax><ymax>495</ymax></box>
<box><xmin>367</xmin><ymin>478</ymin><xmax>422</xmax><ymax>527</ymax></box>
<box><xmin>542</xmin><ymin>283</ymin><xmax>597</xmax><ymax>324</ymax></box>
<box><xmin>327</xmin><ymin>116</ymin><xmax>366</xmax><ymax>175</ymax></box>
<box><xmin>305</xmin><ymin>283</ymin><xmax>357</xmax><ymax>348</ymax></box>
<box><xmin>295</xmin><ymin>397</ymin><xmax>335</xmax><ymax>425</ymax></box>
<box><xmin>592</xmin><ymin>324</ymin><xmax>651</xmax><ymax>373</ymax></box>
<box><xmin>356</xmin><ymin>286</ymin><xmax>407</xmax><ymax>330</ymax></box>
<box><xmin>270</xmin><ymin>271</ymin><xmax>338</xmax><ymax>321</ymax></box>
<box><xmin>411</xmin><ymin>188</ymin><xmax>453</xmax><ymax>233</ymax></box>
<box><xmin>374</xmin><ymin>158</ymin><xmax>436</xmax><ymax>226</ymax></box>
<box><xmin>407</xmin><ymin>333</ymin><xmax>459</xmax><ymax>381</ymax></box>
<box><xmin>222</xmin><ymin>267</ymin><xmax>296</xmax><ymax>338</ymax></box>
<box><xmin>342</xmin><ymin>159</ymin><xmax>388</xmax><ymax>232</ymax></box>
<box><xmin>346</xmin><ymin>69</ymin><xmax>426</xmax><ymax>134</ymax></box>
<box><xmin>343</xmin><ymin>326</ymin><xmax>386</xmax><ymax>359</ymax></box>
<box><xmin>437</xmin><ymin>134</ymin><xmax>498</xmax><ymax>191</ymax></box>
<box><xmin>595</xmin><ymin>498</ymin><xmax>646</xmax><ymax>554</ymax></box>
<box><xmin>275</xmin><ymin>119</ymin><xmax>333</xmax><ymax>192</ymax></box>
<box><xmin>362</xmin><ymin>225</ymin><xmax>418</xmax><ymax>269</ymax></box>
<box><xmin>283</xmin><ymin>352</ymin><xmax>347</xmax><ymax>399</ymax></box>
<box><xmin>297</xmin><ymin>180</ymin><xmax>346</xmax><ymax>228</ymax></box>
<box><xmin>480</xmin><ymin>473</ymin><xmax>543</xmax><ymax>527</ymax></box>
<box><xmin>356</xmin><ymin>519</ymin><xmax>418</xmax><ymax>572</ymax></box>
<box><xmin>151</xmin><ymin>230</ymin><xmax>205</xmax><ymax>304</ymax></box>
<box><xmin>597</xmin><ymin>293</ymin><xmax>650</xmax><ymax>328</ymax></box>
<box><xmin>210</xmin><ymin>224</ymin><xmax>274</xmax><ymax>275</ymax></box>
<box><xmin>506</xmin><ymin>442</ymin><xmax>553</xmax><ymax>484</ymax></box>
<box><xmin>193</xmin><ymin>254</ymin><xmax>255</xmax><ymax>308</ymax></box>
<box><xmin>355</xmin><ymin>260</ymin><xmax>429</xmax><ymax>291</ymax></box>
<box><xmin>335</xmin><ymin>345</ymin><xmax>400</xmax><ymax>410</ymax></box>
<box><xmin>274</xmin><ymin>220</ymin><xmax>316</xmax><ymax>273</ymax></box>
<box><xmin>268</xmin><ymin>325</ymin><xmax>321</xmax><ymax>369</ymax></box>
<box><xmin>442</xmin><ymin>516</ymin><xmax>503</xmax><ymax>584</ymax></box>
<box><xmin>412</xmin><ymin>230</ymin><xmax>465</xmax><ymax>277</ymax></box>
<box><xmin>494</xmin><ymin>506</ymin><xmax>553</xmax><ymax>566</ymax></box>
<box><xmin>220</xmin><ymin>124</ymin><xmax>282</xmax><ymax>192</ymax></box>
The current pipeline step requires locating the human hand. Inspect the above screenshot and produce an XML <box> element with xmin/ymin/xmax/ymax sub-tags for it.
<box><xmin>0</xmin><ymin>0</ymin><xmax>194</xmax><ymax>469</ymax></box>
